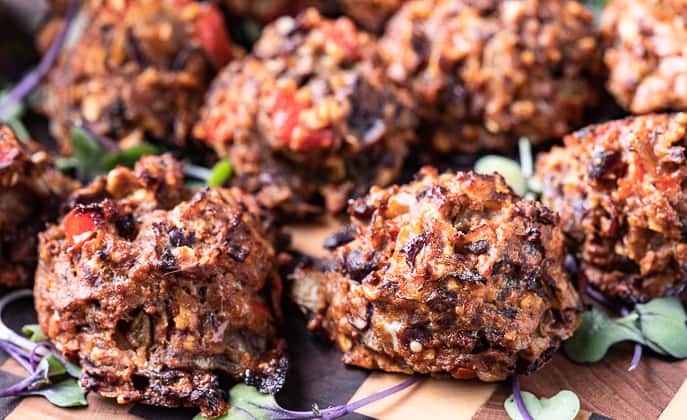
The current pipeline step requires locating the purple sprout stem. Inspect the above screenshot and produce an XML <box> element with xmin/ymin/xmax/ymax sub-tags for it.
<box><xmin>512</xmin><ymin>376</ymin><xmax>534</xmax><ymax>420</ymax></box>
<box><xmin>0</xmin><ymin>0</ymin><xmax>80</xmax><ymax>118</ymax></box>
<box><xmin>29</xmin><ymin>342</ymin><xmax>54</xmax><ymax>370</ymax></box>
<box><xmin>247</xmin><ymin>375</ymin><xmax>422</xmax><ymax>419</ymax></box>
<box><xmin>0</xmin><ymin>370</ymin><xmax>42</xmax><ymax>398</ymax></box>
<box><xmin>585</xmin><ymin>286</ymin><xmax>619</xmax><ymax>313</ymax></box>
<box><xmin>620</xmin><ymin>307</ymin><xmax>643</xmax><ymax>371</ymax></box>
<box><xmin>0</xmin><ymin>339</ymin><xmax>34</xmax><ymax>374</ymax></box>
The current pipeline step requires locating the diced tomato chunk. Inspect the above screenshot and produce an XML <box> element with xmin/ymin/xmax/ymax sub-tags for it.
<box><xmin>195</xmin><ymin>5</ymin><xmax>233</xmax><ymax>68</ymax></box>
<box><xmin>269</xmin><ymin>87</ymin><xmax>334</xmax><ymax>152</ymax></box>
<box><xmin>64</xmin><ymin>208</ymin><xmax>100</xmax><ymax>244</ymax></box>
<box><xmin>322</xmin><ymin>19</ymin><xmax>360</xmax><ymax>60</ymax></box>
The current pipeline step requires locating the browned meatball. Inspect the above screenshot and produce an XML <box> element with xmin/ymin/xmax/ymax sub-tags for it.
<box><xmin>537</xmin><ymin>113</ymin><xmax>687</xmax><ymax>303</ymax></box>
<box><xmin>0</xmin><ymin>124</ymin><xmax>78</xmax><ymax>288</ymax></box>
<box><xmin>40</xmin><ymin>0</ymin><xmax>240</xmax><ymax>153</ymax></box>
<box><xmin>602</xmin><ymin>0</ymin><xmax>687</xmax><ymax>114</ymax></box>
<box><xmin>194</xmin><ymin>9</ymin><xmax>417</xmax><ymax>218</ymax></box>
<box><xmin>291</xmin><ymin>167</ymin><xmax>581</xmax><ymax>381</ymax></box>
<box><xmin>335</xmin><ymin>0</ymin><xmax>408</xmax><ymax>32</ymax></box>
<box><xmin>380</xmin><ymin>0</ymin><xmax>600</xmax><ymax>153</ymax></box>
<box><xmin>35</xmin><ymin>155</ymin><xmax>286</xmax><ymax>418</ymax></box>
<box><xmin>222</xmin><ymin>0</ymin><xmax>404</xmax><ymax>32</ymax></box>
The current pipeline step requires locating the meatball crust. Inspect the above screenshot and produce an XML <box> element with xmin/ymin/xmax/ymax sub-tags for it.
<box><xmin>602</xmin><ymin>0</ymin><xmax>687</xmax><ymax>114</ymax></box>
<box><xmin>40</xmin><ymin>0</ymin><xmax>238</xmax><ymax>152</ymax></box>
<box><xmin>0</xmin><ymin>125</ymin><xmax>78</xmax><ymax>288</ymax></box>
<box><xmin>291</xmin><ymin>167</ymin><xmax>581</xmax><ymax>381</ymax></box>
<box><xmin>35</xmin><ymin>155</ymin><xmax>286</xmax><ymax>418</ymax></box>
<box><xmin>537</xmin><ymin>113</ymin><xmax>687</xmax><ymax>302</ymax></box>
<box><xmin>195</xmin><ymin>9</ymin><xmax>417</xmax><ymax>217</ymax></box>
<box><xmin>222</xmin><ymin>0</ymin><xmax>405</xmax><ymax>32</ymax></box>
<box><xmin>380</xmin><ymin>0</ymin><xmax>600</xmax><ymax>153</ymax></box>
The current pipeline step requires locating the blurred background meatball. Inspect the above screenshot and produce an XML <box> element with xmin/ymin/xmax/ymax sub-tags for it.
<box><xmin>536</xmin><ymin>113</ymin><xmax>687</xmax><ymax>302</ymax></box>
<box><xmin>39</xmin><ymin>0</ymin><xmax>239</xmax><ymax>153</ymax></box>
<box><xmin>0</xmin><ymin>124</ymin><xmax>78</xmax><ymax>288</ymax></box>
<box><xmin>380</xmin><ymin>0</ymin><xmax>601</xmax><ymax>153</ymax></box>
<box><xmin>602</xmin><ymin>0</ymin><xmax>687</xmax><ymax>114</ymax></box>
<box><xmin>291</xmin><ymin>167</ymin><xmax>581</xmax><ymax>381</ymax></box>
<box><xmin>222</xmin><ymin>0</ymin><xmax>406</xmax><ymax>32</ymax></box>
<box><xmin>35</xmin><ymin>155</ymin><xmax>286</xmax><ymax>418</ymax></box>
<box><xmin>194</xmin><ymin>9</ymin><xmax>417</xmax><ymax>218</ymax></box>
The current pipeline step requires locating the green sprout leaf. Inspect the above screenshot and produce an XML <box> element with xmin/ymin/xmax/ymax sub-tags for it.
<box><xmin>22</xmin><ymin>378</ymin><xmax>87</xmax><ymax>408</ymax></box>
<box><xmin>193</xmin><ymin>384</ymin><xmax>279</xmax><ymax>420</ymax></box>
<box><xmin>207</xmin><ymin>159</ymin><xmax>233</xmax><ymax>188</ymax></box>
<box><xmin>474</xmin><ymin>155</ymin><xmax>528</xmax><ymax>196</ymax></box>
<box><xmin>505</xmin><ymin>390</ymin><xmax>580</xmax><ymax>420</ymax></box>
<box><xmin>0</xmin><ymin>88</ymin><xmax>30</xmax><ymax>141</ymax></box>
<box><xmin>636</xmin><ymin>297</ymin><xmax>687</xmax><ymax>358</ymax></box>
<box><xmin>564</xmin><ymin>306</ymin><xmax>645</xmax><ymax>363</ymax></box>
<box><xmin>102</xmin><ymin>143</ymin><xmax>160</xmax><ymax>171</ymax></box>
<box><xmin>21</xmin><ymin>324</ymin><xmax>47</xmax><ymax>343</ymax></box>
<box><xmin>70</xmin><ymin>126</ymin><xmax>106</xmax><ymax>180</ymax></box>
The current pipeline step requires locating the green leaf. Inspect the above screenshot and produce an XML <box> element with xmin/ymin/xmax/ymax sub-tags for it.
<box><xmin>193</xmin><ymin>384</ymin><xmax>279</xmax><ymax>420</ymax></box>
<box><xmin>23</xmin><ymin>378</ymin><xmax>87</xmax><ymax>407</ymax></box>
<box><xmin>636</xmin><ymin>297</ymin><xmax>687</xmax><ymax>358</ymax></box>
<box><xmin>40</xmin><ymin>355</ymin><xmax>67</xmax><ymax>378</ymax></box>
<box><xmin>0</xmin><ymin>88</ymin><xmax>25</xmax><ymax>121</ymax></box>
<box><xmin>207</xmin><ymin>159</ymin><xmax>233</xmax><ymax>188</ymax></box>
<box><xmin>102</xmin><ymin>144</ymin><xmax>160</xmax><ymax>171</ymax></box>
<box><xmin>504</xmin><ymin>390</ymin><xmax>580</xmax><ymax>420</ymax></box>
<box><xmin>564</xmin><ymin>306</ymin><xmax>645</xmax><ymax>363</ymax></box>
<box><xmin>22</xmin><ymin>324</ymin><xmax>47</xmax><ymax>343</ymax></box>
<box><xmin>474</xmin><ymin>155</ymin><xmax>528</xmax><ymax>196</ymax></box>
<box><xmin>6</xmin><ymin>118</ymin><xmax>30</xmax><ymax>141</ymax></box>
<box><xmin>70</xmin><ymin>126</ymin><xmax>106</xmax><ymax>180</ymax></box>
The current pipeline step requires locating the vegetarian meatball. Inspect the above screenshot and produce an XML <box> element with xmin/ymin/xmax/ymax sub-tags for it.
<box><xmin>335</xmin><ymin>0</ymin><xmax>407</xmax><ymax>33</ymax></box>
<box><xmin>291</xmin><ymin>167</ymin><xmax>581</xmax><ymax>381</ymax></box>
<box><xmin>194</xmin><ymin>9</ymin><xmax>417</xmax><ymax>218</ymax></box>
<box><xmin>536</xmin><ymin>113</ymin><xmax>687</xmax><ymax>302</ymax></box>
<box><xmin>35</xmin><ymin>155</ymin><xmax>286</xmax><ymax>418</ymax></box>
<box><xmin>0</xmin><ymin>124</ymin><xmax>78</xmax><ymax>288</ymax></box>
<box><xmin>222</xmin><ymin>0</ymin><xmax>404</xmax><ymax>32</ymax></box>
<box><xmin>40</xmin><ymin>0</ymin><xmax>239</xmax><ymax>153</ymax></box>
<box><xmin>380</xmin><ymin>0</ymin><xmax>600</xmax><ymax>153</ymax></box>
<box><xmin>601</xmin><ymin>0</ymin><xmax>687</xmax><ymax>114</ymax></box>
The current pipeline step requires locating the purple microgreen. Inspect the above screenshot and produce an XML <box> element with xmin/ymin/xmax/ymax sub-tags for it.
<box><xmin>0</xmin><ymin>0</ymin><xmax>80</xmax><ymax>118</ymax></box>
<box><xmin>511</xmin><ymin>376</ymin><xmax>534</xmax><ymax>420</ymax></box>
<box><xmin>585</xmin><ymin>286</ymin><xmax>618</xmax><ymax>313</ymax></box>
<box><xmin>194</xmin><ymin>375</ymin><xmax>421</xmax><ymax>420</ymax></box>
<box><xmin>0</xmin><ymin>290</ymin><xmax>86</xmax><ymax>407</ymax></box>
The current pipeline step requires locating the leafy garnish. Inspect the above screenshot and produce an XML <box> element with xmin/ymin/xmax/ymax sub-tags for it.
<box><xmin>565</xmin><ymin>297</ymin><xmax>687</xmax><ymax>364</ymax></box>
<box><xmin>22</xmin><ymin>324</ymin><xmax>47</xmax><ymax>343</ymax></box>
<box><xmin>102</xmin><ymin>143</ymin><xmax>160</xmax><ymax>171</ymax></box>
<box><xmin>564</xmin><ymin>306</ymin><xmax>644</xmax><ymax>363</ymax></box>
<box><xmin>207</xmin><ymin>159</ymin><xmax>233</xmax><ymax>187</ymax></box>
<box><xmin>66</xmin><ymin>126</ymin><xmax>159</xmax><ymax>181</ymax></box>
<box><xmin>0</xmin><ymin>88</ymin><xmax>30</xmax><ymax>141</ymax></box>
<box><xmin>475</xmin><ymin>155</ymin><xmax>528</xmax><ymax>195</ymax></box>
<box><xmin>0</xmin><ymin>289</ymin><xmax>87</xmax><ymax>408</ymax></box>
<box><xmin>474</xmin><ymin>137</ymin><xmax>540</xmax><ymax>198</ymax></box>
<box><xmin>505</xmin><ymin>389</ymin><xmax>580</xmax><ymax>420</ymax></box>
<box><xmin>635</xmin><ymin>298</ymin><xmax>687</xmax><ymax>358</ymax></box>
<box><xmin>22</xmin><ymin>378</ymin><xmax>87</xmax><ymax>407</ymax></box>
<box><xmin>184</xmin><ymin>159</ymin><xmax>234</xmax><ymax>188</ymax></box>
<box><xmin>194</xmin><ymin>375</ymin><xmax>421</xmax><ymax>420</ymax></box>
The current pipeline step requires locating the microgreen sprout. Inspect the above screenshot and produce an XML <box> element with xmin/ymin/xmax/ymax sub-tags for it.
<box><xmin>0</xmin><ymin>290</ymin><xmax>86</xmax><ymax>407</ymax></box>
<box><xmin>473</xmin><ymin>137</ymin><xmax>542</xmax><ymax>198</ymax></box>
<box><xmin>195</xmin><ymin>375</ymin><xmax>421</xmax><ymax>420</ymax></box>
